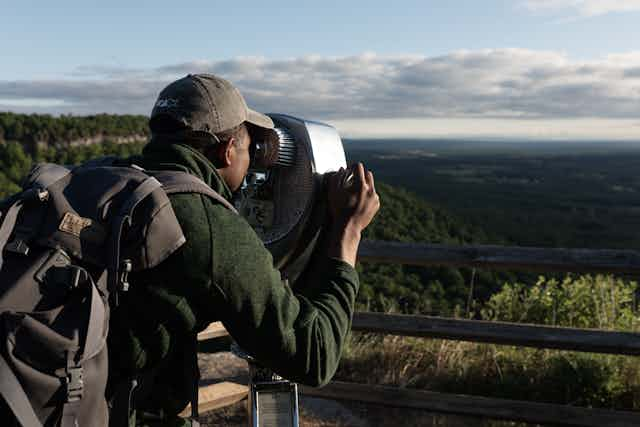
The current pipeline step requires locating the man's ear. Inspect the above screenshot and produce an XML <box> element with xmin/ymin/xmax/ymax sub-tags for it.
<box><xmin>215</xmin><ymin>138</ymin><xmax>235</xmax><ymax>167</ymax></box>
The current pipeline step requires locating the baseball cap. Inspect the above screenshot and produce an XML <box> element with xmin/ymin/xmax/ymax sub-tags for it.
<box><xmin>150</xmin><ymin>73</ymin><xmax>274</xmax><ymax>142</ymax></box>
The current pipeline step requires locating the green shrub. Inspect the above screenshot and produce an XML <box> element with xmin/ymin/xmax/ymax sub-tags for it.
<box><xmin>339</xmin><ymin>274</ymin><xmax>640</xmax><ymax>411</ymax></box>
<box><xmin>481</xmin><ymin>274</ymin><xmax>639</xmax><ymax>331</ymax></box>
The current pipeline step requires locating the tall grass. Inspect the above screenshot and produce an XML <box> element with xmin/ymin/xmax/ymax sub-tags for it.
<box><xmin>337</xmin><ymin>275</ymin><xmax>640</xmax><ymax>411</ymax></box>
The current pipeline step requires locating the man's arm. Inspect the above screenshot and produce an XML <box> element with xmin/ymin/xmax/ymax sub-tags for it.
<box><xmin>206</xmin><ymin>163</ymin><xmax>379</xmax><ymax>386</ymax></box>
<box><xmin>205</xmin><ymin>208</ymin><xmax>355</xmax><ymax>386</ymax></box>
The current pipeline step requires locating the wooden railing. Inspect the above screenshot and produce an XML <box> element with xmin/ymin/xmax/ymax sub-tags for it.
<box><xmin>359</xmin><ymin>240</ymin><xmax>640</xmax><ymax>273</ymax></box>
<box><xmin>193</xmin><ymin>240</ymin><xmax>640</xmax><ymax>426</ymax></box>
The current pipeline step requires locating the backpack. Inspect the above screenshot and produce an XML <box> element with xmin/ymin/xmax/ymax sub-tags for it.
<box><xmin>0</xmin><ymin>158</ymin><xmax>237</xmax><ymax>427</ymax></box>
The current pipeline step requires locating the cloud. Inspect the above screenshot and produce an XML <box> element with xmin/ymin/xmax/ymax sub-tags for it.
<box><xmin>0</xmin><ymin>79</ymin><xmax>165</xmax><ymax>115</ymax></box>
<box><xmin>0</xmin><ymin>49</ymin><xmax>639</xmax><ymax>127</ymax></box>
<box><xmin>330</xmin><ymin>117</ymin><xmax>640</xmax><ymax>140</ymax></box>
<box><xmin>524</xmin><ymin>0</ymin><xmax>640</xmax><ymax>17</ymax></box>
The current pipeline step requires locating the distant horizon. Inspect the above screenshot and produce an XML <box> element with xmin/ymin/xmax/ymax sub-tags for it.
<box><xmin>3</xmin><ymin>109</ymin><xmax>640</xmax><ymax>142</ymax></box>
<box><xmin>343</xmin><ymin>137</ymin><xmax>640</xmax><ymax>143</ymax></box>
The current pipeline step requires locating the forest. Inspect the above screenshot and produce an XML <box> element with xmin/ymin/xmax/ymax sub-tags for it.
<box><xmin>0</xmin><ymin>112</ymin><xmax>149</xmax><ymax>152</ymax></box>
<box><xmin>346</xmin><ymin>138</ymin><xmax>640</xmax><ymax>250</ymax></box>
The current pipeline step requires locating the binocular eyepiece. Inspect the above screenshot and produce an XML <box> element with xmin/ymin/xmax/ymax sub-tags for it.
<box><xmin>249</xmin><ymin>126</ymin><xmax>296</xmax><ymax>170</ymax></box>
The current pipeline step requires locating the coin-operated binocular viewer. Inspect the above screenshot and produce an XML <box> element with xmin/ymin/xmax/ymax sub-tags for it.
<box><xmin>234</xmin><ymin>114</ymin><xmax>348</xmax><ymax>427</ymax></box>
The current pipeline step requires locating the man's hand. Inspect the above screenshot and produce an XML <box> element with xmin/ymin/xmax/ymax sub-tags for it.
<box><xmin>325</xmin><ymin>163</ymin><xmax>380</xmax><ymax>266</ymax></box>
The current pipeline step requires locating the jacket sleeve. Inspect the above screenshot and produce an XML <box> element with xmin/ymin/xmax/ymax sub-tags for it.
<box><xmin>203</xmin><ymin>201</ymin><xmax>360</xmax><ymax>387</ymax></box>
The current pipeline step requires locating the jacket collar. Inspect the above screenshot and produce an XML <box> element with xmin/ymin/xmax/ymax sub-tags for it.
<box><xmin>141</xmin><ymin>141</ymin><xmax>233</xmax><ymax>201</ymax></box>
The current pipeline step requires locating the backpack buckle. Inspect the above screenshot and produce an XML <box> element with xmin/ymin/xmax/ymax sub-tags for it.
<box><xmin>5</xmin><ymin>238</ymin><xmax>29</xmax><ymax>255</ymax></box>
<box><xmin>64</xmin><ymin>366</ymin><xmax>84</xmax><ymax>402</ymax></box>
<box><xmin>35</xmin><ymin>249</ymin><xmax>71</xmax><ymax>283</ymax></box>
<box><xmin>36</xmin><ymin>189</ymin><xmax>49</xmax><ymax>202</ymax></box>
<box><xmin>119</xmin><ymin>259</ymin><xmax>132</xmax><ymax>292</ymax></box>
<box><xmin>5</xmin><ymin>225</ymin><xmax>34</xmax><ymax>256</ymax></box>
<box><xmin>59</xmin><ymin>350</ymin><xmax>84</xmax><ymax>402</ymax></box>
<box><xmin>21</xmin><ymin>187</ymin><xmax>49</xmax><ymax>203</ymax></box>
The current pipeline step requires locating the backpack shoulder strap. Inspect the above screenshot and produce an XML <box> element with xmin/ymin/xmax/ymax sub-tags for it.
<box><xmin>108</xmin><ymin>175</ymin><xmax>163</xmax><ymax>301</ymax></box>
<box><xmin>0</xmin><ymin>188</ymin><xmax>49</xmax><ymax>270</ymax></box>
<box><xmin>0</xmin><ymin>356</ymin><xmax>42</xmax><ymax>427</ymax></box>
<box><xmin>153</xmin><ymin>171</ymin><xmax>238</xmax><ymax>214</ymax></box>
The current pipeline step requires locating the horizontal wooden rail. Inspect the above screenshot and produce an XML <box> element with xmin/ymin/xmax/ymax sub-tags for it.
<box><xmin>359</xmin><ymin>240</ymin><xmax>640</xmax><ymax>273</ymax></box>
<box><xmin>198</xmin><ymin>315</ymin><xmax>640</xmax><ymax>356</ymax></box>
<box><xmin>353</xmin><ymin>312</ymin><xmax>640</xmax><ymax>355</ymax></box>
<box><xmin>300</xmin><ymin>381</ymin><xmax>640</xmax><ymax>427</ymax></box>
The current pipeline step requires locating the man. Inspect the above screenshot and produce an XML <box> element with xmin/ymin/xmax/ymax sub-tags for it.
<box><xmin>107</xmin><ymin>73</ymin><xmax>380</xmax><ymax>425</ymax></box>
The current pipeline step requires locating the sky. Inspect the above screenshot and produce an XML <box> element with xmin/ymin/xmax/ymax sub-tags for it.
<box><xmin>1</xmin><ymin>0</ymin><xmax>640</xmax><ymax>140</ymax></box>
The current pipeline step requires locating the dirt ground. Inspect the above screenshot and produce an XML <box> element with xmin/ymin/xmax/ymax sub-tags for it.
<box><xmin>197</xmin><ymin>351</ymin><xmax>368</xmax><ymax>426</ymax></box>
<box><xmin>197</xmin><ymin>351</ymin><xmax>489</xmax><ymax>427</ymax></box>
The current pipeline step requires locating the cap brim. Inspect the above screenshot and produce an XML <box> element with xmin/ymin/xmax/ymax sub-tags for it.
<box><xmin>246</xmin><ymin>108</ymin><xmax>274</xmax><ymax>130</ymax></box>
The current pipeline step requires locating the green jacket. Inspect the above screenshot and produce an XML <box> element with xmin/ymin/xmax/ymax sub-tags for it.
<box><xmin>108</xmin><ymin>142</ymin><xmax>359</xmax><ymax>421</ymax></box>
